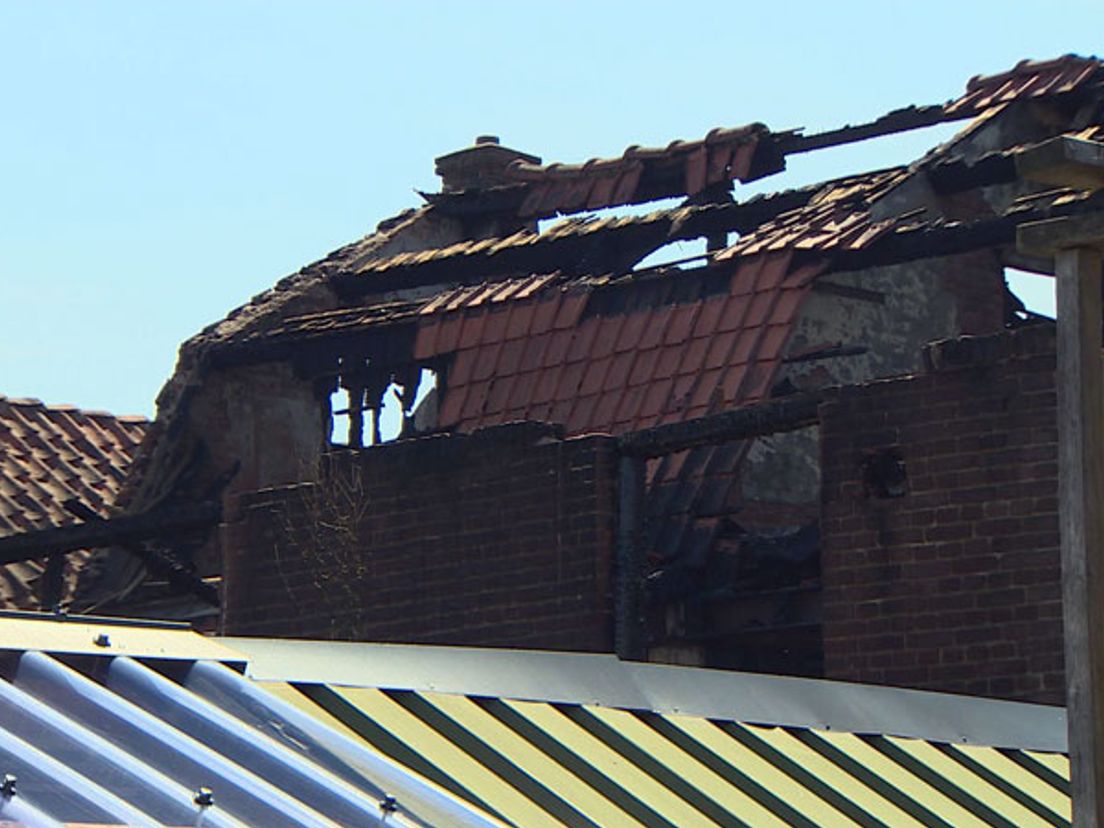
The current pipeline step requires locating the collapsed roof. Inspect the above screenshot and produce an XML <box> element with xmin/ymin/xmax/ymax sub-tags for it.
<box><xmin>6</xmin><ymin>55</ymin><xmax>1104</xmax><ymax>623</ymax></box>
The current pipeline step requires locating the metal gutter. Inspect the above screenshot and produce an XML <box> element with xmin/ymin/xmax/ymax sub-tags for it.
<box><xmin>223</xmin><ymin>638</ymin><xmax>1067</xmax><ymax>753</ymax></box>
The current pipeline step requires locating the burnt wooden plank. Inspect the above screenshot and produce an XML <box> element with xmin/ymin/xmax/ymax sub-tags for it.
<box><xmin>618</xmin><ymin>394</ymin><xmax>821</xmax><ymax>458</ymax></box>
<box><xmin>0</xmin><ymin>502</ymin><xmax>220</xmax><ymax>564</ymax></box>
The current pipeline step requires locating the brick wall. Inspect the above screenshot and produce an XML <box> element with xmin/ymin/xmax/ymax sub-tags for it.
<box><xmin>221</xmin><ymin>422</ymin><xmax>618</xmax><ymax>650</ymax></box>
<box><xmin>820</xmin><ymin>324</ymin><xmax>1063</xmax><ymax>704</ymax></box>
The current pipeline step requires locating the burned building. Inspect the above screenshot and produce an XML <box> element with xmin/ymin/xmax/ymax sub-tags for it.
<box><xmin>5</xmin><ymin>55</ymin><xmax>1104</xmax><ymax>705</ymax></box>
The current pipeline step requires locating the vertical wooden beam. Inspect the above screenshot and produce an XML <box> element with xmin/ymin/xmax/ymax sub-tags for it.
<box><xmin>346</xmin><ymin>383</ymin><xmax>365</xmax><ymax>448</ymax></box>
<box><xmin>615</xmin><ymin>454</ymin><xmax>646</xmax><ymax>660</ymax></box>
<box><xmin>1057</xmin><ymin>244</ymin><xmax>1104</xmax><ymax>828</ymax></box>
<box><xmin>1022</xmin><ymin>210</ymin><xmax>1104</xmax><ymax>828</ymax></box>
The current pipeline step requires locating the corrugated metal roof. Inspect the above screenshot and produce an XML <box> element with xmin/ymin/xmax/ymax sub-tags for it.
<box><xmin>0</xmin><ymin>625</ymin><xmax>1072</xmax><ymax>827</ymax></box>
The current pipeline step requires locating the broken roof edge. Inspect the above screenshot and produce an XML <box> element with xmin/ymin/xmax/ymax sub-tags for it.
<box><xmin>223</xmin><ymin>637</ymin><xmax>1066</xmax><ymax>753</ymax></box>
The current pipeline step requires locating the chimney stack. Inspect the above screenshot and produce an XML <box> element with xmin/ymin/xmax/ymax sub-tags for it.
<box><xmin>434</xmin><ymin>136</ymin><xmax>541</xmax><ymax>192</ymax></box>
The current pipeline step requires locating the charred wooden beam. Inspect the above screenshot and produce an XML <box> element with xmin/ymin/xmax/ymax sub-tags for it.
<box><xmin>618</xmin><ymin>394</ymin><xmax>822</xmax><ymax>458</ymax></box>
<box><xmin>827</xmin><ymin>192</ymin><xmax>1104</xmax><ymax>273</ymax></box>
<box><xmin>57</xmin><ymin>500</ymin><xmax>221</xmax><ymax>607</ymax></box>
<box><xmin>0</xmin><ymin>502</ymin><xmax>220</xmax><ymax>565</ymax></box>
<box><xmin>334</xmin><ymin>185</ymin><xmax>822</xmax><ymax>299</ymax></box>
<box><xmin>778</xmin><ymin>104</ymin><xmax>964</xmax><ymax>155</ymax></box>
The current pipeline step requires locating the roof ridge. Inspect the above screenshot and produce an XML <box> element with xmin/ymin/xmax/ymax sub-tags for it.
<box><xmin>0</xmin><ymin>395</ymin><xmax>148</xmax><ymax>421</ymax></box>
<box><xmin>966</xmin><ymin>54</ymin><xmax>1102</xmax><ymax>94</ymax></box>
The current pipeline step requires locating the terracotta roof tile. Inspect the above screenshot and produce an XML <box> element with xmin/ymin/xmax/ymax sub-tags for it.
<box><xmin>457</xmin><ymin>311</ymin><xmax>487</xmax><ymax>351</ymax></box>
<box><xmin>554</xmin><ymin>362</ymin><xmax>587</xmax><ymax>402</ymax></box>
<box><xmin>496</xmin><ymin>338</ymin><xmax>526</xmax><ymax>376</ymax></box>
<box><xmin>482</xmin><ymin>305</ymin><xmax>511</xmax><ymax>343</ymax></box>
<box><xmin>435</xmin><ymin>314</ymin><xmax>464</xmax><ymax>353</ymax></box>
<box><xmin>689</xmin><ymin>368</ymin><xmax>725</xmax><ymax>410</ymax></box>
<box><xmin>629</xmin><ymin>349</ymin><xmax>661</xmax><ymax>386</ymax></box>
<box><xmin>614</xmin><ymin>313</ymin><xmax>650</xmax><ymax>353</ymax></box>
<box><xmin>530</xmin><ymin>294</ymin><xmax>562</xmax><ymax>335</ymax></box>
<box><xmin>520</xmin><ymin>334</ymin><xmax>551</xmax><ymax>373</ymax></box>
<box><xmin>692</xmin><ymin>296</ymin><xmax>727</xmax><ymax>338</ymax></box>
<box><xmin>636</xmin><ymin>307</ymin><xmax>670</xmax><ymax>350</ymax></box>
<box><xmin>566</xmin><ymin>318</ymin><xmax>601</xmax><ymax>363</ymax></box>
<box><xmin>653</xmin><ymin>347</ymin><xmax>684</xmax><ymax>381</ymax></box>
<box><xmin>532</xmin><ymin>367</ymin><xmax>562</xmax><ymax>406</ymax></box>
<box><xmin>505</xmin><ymin>123</ymin><xmax>770</xmax><ymax>217</ymax></box>
<box><xmin>592</xmin><ymin>391</ymin><xmax>622</xmax><ymax>428</ymax></box>
<box><xmin>946</xmin><ymin>55</ymin><xmax>1104</xmax><ymax>117</ymax></box>
<box><xmin>449</xmin><ymin>349</ymin><xmax>478</xmax><ymax>387</ymax></box>
<box><xmin>460</xmin><ymin>379</ymin><xmax>491</xmax><ymax>421</ymax></box>
<box><xmin>549</xmin><ymin>398</ymin><xmax>576</xmax><ymax>426</ymax></box>
<box><xmin>579</xmin><ymin>357</ymin><xmax>613</xmax><ymax>397</ymax></box>
<box><xmin>505</xmin><ymin>301</ymin><xmax>538</xmax><ymax>340</ymax></box>
<box><xmin>553</xmin><ymin>290</ymin><xmax>589</xmax><ymax>329</ymax></box>
<box><xmin>662</xmin><ymin>305</ymin><xmax>698</xmax><ymax>347</ymax></box>
<box><xmin>0</xmin><ymin>396</ymin><xmax>148</xmax><ymax>609</ymax></box>
<box><xmin>542</xmin><ymin>330</ymin><xmax>573</xmax><ymax>369</ymax></box>
<box><xmin>470</xmin><ymin>343</ymin><xmax>502</xmax><ymax>383</ymax></box>
<box><xmin>588</xmin><ymin>317</ymin><xmax>622</xmax><ymax>360</ymax></box>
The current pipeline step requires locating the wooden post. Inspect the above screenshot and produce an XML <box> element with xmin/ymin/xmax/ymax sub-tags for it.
<box><xmin>615</xmin><ymin>454</ymin><xmax>646</xmax><ymax>660</ymax></box>
<box><xmin>1058</xmin><ymin>243</ymin><xmax>1104</xmax><ymax>828</ymax></box>
<box><xmin>1020</xmin><ymin>209</ymin><xmax>1104</xmax><ymax>828</ymax></box>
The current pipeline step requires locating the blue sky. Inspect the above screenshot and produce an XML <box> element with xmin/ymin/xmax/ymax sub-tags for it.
<box><xmin>1</xmin><ymin>2</ymin><xmax>1099</xmax><ymax>417</ymax></box>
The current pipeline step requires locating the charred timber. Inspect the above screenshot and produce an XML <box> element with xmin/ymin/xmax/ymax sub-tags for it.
<box><xmin>334</xmin><ymin>186</ymin><xmax>818</xmax><ymax>299</ymax></box>
<box><xmin>618</xmin><ymin>394</ymin><xmax>822</xmax><ymax>458</ymax></box>
<box><xmin>0</xmin><ymin>502</ymin><xmax>220</xmax><ymax>565</ymax></box>
<box><xmin>778</xmin><ymin>104</ymin><xmax>963</xmax><ymax>155</ymax></box>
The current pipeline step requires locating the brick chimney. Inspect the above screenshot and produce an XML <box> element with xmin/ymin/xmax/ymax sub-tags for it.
<box><xmin>435</xmin><ymin>136</ymin><xmax>541</xmax><ymax>192</ymax></box>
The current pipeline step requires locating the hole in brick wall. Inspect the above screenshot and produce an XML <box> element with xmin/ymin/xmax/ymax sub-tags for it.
<box><xmin>862</xmin><ymin>448</ymin><xmax>908</xmax><ymax>499</ymax></box>
<box><xmin>1005</xmin><ymin>267</ymin><xmax>1055</xmax><ymax>321</ymax></box>
<box><xmin>331</xmin><ymin>369</ymin><xmax>438</xmax><ymax>446</ymax></box>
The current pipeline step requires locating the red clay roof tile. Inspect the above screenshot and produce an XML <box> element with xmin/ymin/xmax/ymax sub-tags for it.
<box><xmin>744</xmin><ymin>292</ymin><xmax>779</xmax><ymax>328</ymax></box>
<box><xmin>663</xmin><ymin>305</ymin><xmax>699</xmax><ymax>347</ymax></box>
<box><xmin>460</xmin><ymin>379</ymin><xmax>491</xmax><ymax>421</ymax></box>
<box><xmin>553</xmin><ymin>290</ymin><xmax>589</xmax><ymax>330</ymax></box>
<box><xmin>531</xmin><ymin>367</ymin><xmax>562</xmax><ymax>406</ymax></box>
<box><xmin>504</xmin><ymin>301</ymin><xmax>538</xmax><ymax>340</ymax></box>
<box><xmin>579</xmin><ymin>357</ymin><xmax>613</xmax><ymax>397</ymax></box>
<box><xmin>636</xmin><ymin>308</ymin><xmax>670</xmax><ymax>350</ymax></box>
<box><xmin>496</xmin><ymin>338</ymin><xmax>526</xmax><ymax>376</ymax></box>
<box><xmin>542</xmin><ymin>330</ymin><xmax>573</xmax><ymax>368</ymax></box>
<box><xmin>591</xmin><ymin>391</ymin><xmax>622</xmax><ymax>428</ymax></box>
<box><xmin>614</xmin><ymin>313</ymin><xmax>650</xmax><ymax>352</ymax></box>
<box><xmin>639</xmin><ymin>379</ymin><xmax>674</xmax><ymax>420</ymax></box>
<box><xmin>588</xmin><ymin>317</ymin><xmax>623</xmax><ymax>360</ymax></box>
<box><xmin>482</xmin><ymin>377</ymin><xmax>515</xmax><ymax>418</ymax></box>
<box><xmin>566</xmin><ymin>318</ymin><xmax>601</xmax><ymax>363</ymax></box>
<box><xmin>0</xmin><ymin>396</ymin><xmax>148</xmax><ymax>609</ymax></box>
<box><xmin>530</xmin><ymin>294</ymin><xmax>562</xmax><ymax>335</ymax></box>
<box><xmin>457</xmin><ymin>310</ymin><xmax>488</xmax><ymax>351</ymax></box>
<box><xmin>481</xmin><ymin>305</ymin><xmax>511</xmax><ymax>343</ymax></box>
<box><xmin>438</xmin><ymin>384</ymin><xmax>467</xmax><ymax>426</ymax></box>
<box><xmin>471</xmin><ymin>343</ymin><xmax>503</xmax><ymax>382</ymax></box>
<box><xmin>520</xmin><ymin>334</ymin><xmax>551</xmax><ymax>373</ymax></box>
<box><xmin>434</xmin><ymin>314</ymin><xmax>464</xmax><ymax>353</ymax></box>
<box><xmin>653</xmin><ymin>347</ymin><xmax>684</xmax><ymax>381</ymax></box>
<box><xmin>554</xmin><ymin>361</ymin><xmax>587</xmax><ymax>402</ymax></box>
<box><xmin>692</xmin><ymin>296</ymin><xmax>727</xmax><ymax>338</ymax></box>
<box><xmin>689</xmin><ymin>368</ymin><xmax>725</xmax><ymax>410</ymax></box>
<box><xmin>628</xmin><ymin>348</ymin><xmax>660</xmax><ymax>386</ymax></box>
<box><xmin>758</xmin><ymin>324</ymin><xmax>793</xmax><ymax>361</ymax></box>
<box><xmin>730</xmin><ymin>328</ymin><xmax>762</xmax><ymax>365</ymax></box>
<box><xmin>720</xmin><ymin>364</ymin><xmax>749</xmax><ymax>404</ymax></box>
<box><xmin>448</xmin><ymin>349</ymin><xmax>478</xmax><ymax>387</ymax></box>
